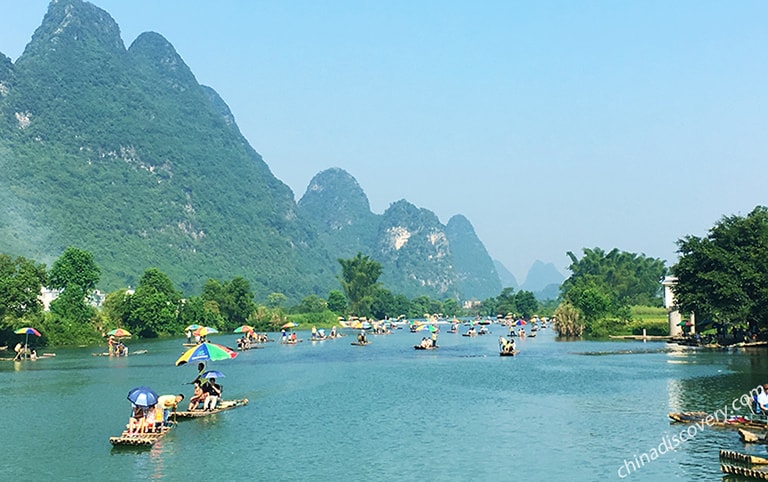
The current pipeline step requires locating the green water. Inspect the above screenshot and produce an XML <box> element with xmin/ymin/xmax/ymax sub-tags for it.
<box><xmin>2</xmin><ymin>327</ymin><xmax>767</xmax><ymax>481</ymax></box>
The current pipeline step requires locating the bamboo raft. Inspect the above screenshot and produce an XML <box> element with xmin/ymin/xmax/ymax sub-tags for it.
<box><xmin>174</xmin><ymin>399</ymin><xmax>249</xmax><ymax>419</ymax></box>
<box><xmin>668</xmin><ymin>412</ymin><xmax>768</xmax><ymax>431</ymax></box>
<box><xmin>739</xmin><ymin>428</ymin><xmax>768</xmax><ymax>443</ymax></box>
<box><xmin>499</xmin><ymin>350</ymin><xmax>520</xmax><ymax>357</ymax></box>
<box><xmin>109</xmin><ymin>424</ymin><xmax>174</xmax><ymax>447</ymax></box>
<box><xmin>720</xmin><ymin>449</ymin><xmax>768</xmax><ymax>480</ymax></box>
<box><xmin>92</xmin><ymin>349</ymin><xmax>148</xmax><ymax>357</ymax></box>
<box><xmin>414</xmin><ymin>345</ymin><xmax>438</xmax><ymax>350</ymax></box>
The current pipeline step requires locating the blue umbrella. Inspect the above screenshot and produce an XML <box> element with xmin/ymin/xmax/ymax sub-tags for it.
<box><xmin>201</xmin><ymin>370</ymin><xmax>226</xmax><ymax>379</ymax></box>
<box><xmin>127</xmin><ymin>386</ymin><xmax>159</xmax><ymax>407</ymax></box>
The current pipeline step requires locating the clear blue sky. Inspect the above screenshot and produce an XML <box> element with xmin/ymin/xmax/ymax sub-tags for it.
<box><xmin>2</xmin><ymin>1</ymin><xmax>767</xmax><ymax>282</ymax></box>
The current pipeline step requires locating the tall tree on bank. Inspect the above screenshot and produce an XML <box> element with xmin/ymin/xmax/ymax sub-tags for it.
<box><xmin>0</xmin><ymin>254</ymin><xmax>47</xmax><ymax>320</ymax></box>
<box><xmin>338</xmin><ymin>252</ymin><xmax>382</xmax><ymax>317</ymax></box>
<box><xmin>48</xmin><ymin>246</ymin><xmax>101</xmax><ymax>325</ymax></box>
<box><xmin>127</xmin><ymin>268</ymin><xmax>182</xmax><ymax>337</ymax></box>
<box><xmin>560</xmin><ymin>247</ymin><xmax>667</xmax><ymax>322</ymax></box>
<box><xmin>672</xmin><ymin>206</ymin><xmax>768</xmax><ymax>330</ymax></box>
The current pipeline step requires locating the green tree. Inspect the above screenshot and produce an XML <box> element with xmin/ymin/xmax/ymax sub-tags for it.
<box><xmin>200</xmin><ymin>277</ymin><xmax>256</xmax><ymax>328</ymax></box>
<box><xmin>179</xmin><ymin>295</ymin><xmax>225</xmax><ymax>329</ymax></box>
<box><xmin>0</xmin><ymin>254</ymin><xmax>47</xmax><ymax>319</ymax></box>
<box><xmin>673</xmin><ymin>206</ymin><xmax>768</xmax><ymax>331</ymax></box>
<box><xmin>442</xmin><ymin>298</ymin><xmax>460</xmax><ymax>317</ymax></box>
<box><xmin>267</xmin><ymin>292</ymin><xmax>287</xmax><ymax>309</ymax></box>
<box><xmin>370</xmin><ymin>288</ymin><xmax>395</xmax><ymax>320</ymax></box>
<box><xmin>561</xmin><ymin>247</ymin><xmax>666</xmax><ymax>323</ymax></box>
<box><xmin>514</xmin><ymin>290</ymin><xmax>539</xmax><ymax>319</ymax></box>
<box><xmin>48</xmin><ymin>246</ymin><xmax>100</xmax><ymax>295</ymax></box>
<box><xmin>48</xmin><ymin>247</ymin><xmax>100</xmax><ymax>325</ymax></box>
<box><xmin>102</xmin><ymin>288</ymin><xmax>132</xmax><ymax>328</ymax></box>
<box><xmin>494</xmin><ymin>288</ymin><xmax>517</xmax><ymax>316</ymax></box>
<box><xmin>327</xmin><ymin>290</ymin><xmax>347</xmax><ymax>314</ymax></box>
<box><xmin>296</xmin><ymin>294</ymin><xmax>328</xmax><ymax>314</ymax></box>
<box><xmin>127</xmin><ymin>268</ymin><xmax>182</xmax><ymax>337</ymax></box>
<box><xmin>338</xmin><ymin>252</ymin><xmax>382</xmax><ymax>317</ymax></box>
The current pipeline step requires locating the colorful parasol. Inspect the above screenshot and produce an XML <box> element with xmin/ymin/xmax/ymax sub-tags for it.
<box><xmin>127</xmin><ymin>386</ymin><xmax>159</xmax><ymax>408</ymax></box>
<box><xmin>185</xmin><ymin>324</ymin><xmax>201</xmax><ymax>331</ymax></box>
<box><xmin>14</xmin><ymin>327</ymin><xmax>41</xmax><ymax>358</ymax></box>
<box><xmin>201</xmin><ymin>370</ymin><xmax>226</xmax><ymax>379</ymax></box>
<box><xmin>281</xmin><ymin>322</ymin><xmax>298</xmax><ymax>329</ymax></box>
<box><xmin>107</xmin><ymin>328</ymin><xmax>132</xmax><ymax>337</ymax></box>
<box><xmin>233</xmin><ymin>325</ymin><xmax>254</xmax><ymax>333</ymax></box>
<box><xmin>515</xmin><ymin>319</ymin><xmax>527</xmax><ymax>326</ymax></box>
<box><xmin>175</xmin><ymin>342</ymin><xmax>237</xmax><ymax>366</ymax></box>
<box><xmin>193</xmin><ymin>326</ymin><xmax>218</xmax><ymax>337</ymax></box>
<box><xmin>416</xmin><ymin>324</ymin><xmax>439</xmax><ymax>333</ymax></box>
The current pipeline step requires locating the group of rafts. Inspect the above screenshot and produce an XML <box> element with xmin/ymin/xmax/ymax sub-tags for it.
<box><xmin>109</xmin><ymin>340</ymin><xmax>248</xmax><ymax>448</ymax></box>
<box><xmin>669</xmin><ymin>396</ymin><xmax>768</xmax><ymax>479</ymax></box>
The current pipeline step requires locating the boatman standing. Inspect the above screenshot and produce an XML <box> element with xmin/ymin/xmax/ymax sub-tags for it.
<box><xmin>157</xmin><ymin>393</ymin><xmax>185</xmax><ymax>424</ymax></box>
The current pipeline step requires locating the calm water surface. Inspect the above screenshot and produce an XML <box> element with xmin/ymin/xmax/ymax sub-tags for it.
<box><xmin>2</xmin><ymin>327</ymin><xmax>768</xmax><ymax>481</ymax></box>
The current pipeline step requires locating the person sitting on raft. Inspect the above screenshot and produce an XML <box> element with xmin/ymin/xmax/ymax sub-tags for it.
<box><xmin>202</xmin><ymin>378</ymin><xmax>222</xmax><ymax>411</ymax></box>
<box><xmin>127</xmin><ymin>404</ymin><xmax>145</xmax><ymax>433</ymax></box>
<box><xmin>499</xmin><ymin>336</ymin><xmax>515</xmax><ymax>353</ymax></box>
<box><xmin>757</xmin><ymin>384</ymin><xmax>768</xmax><ymax>412</ymax></box>
<box><xmin>357</xmin><ymin>330</ymin><xmax>367</xmax><ymax>344</ymax></box>
<box><xmin>187</xmin><ymin>380</ymin><xmax>208</xmax><ymax>411</ymax></box>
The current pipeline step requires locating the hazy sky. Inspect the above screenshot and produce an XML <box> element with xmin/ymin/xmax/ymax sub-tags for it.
<box><xmin>2</xmin><ymin>1</ymin><xmax>767</xmax><ymax>281</ymax></box>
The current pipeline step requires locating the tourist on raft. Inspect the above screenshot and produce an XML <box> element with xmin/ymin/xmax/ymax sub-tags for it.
<box><xmin>188</xmin><ymin>380</ymin><xmax>208</xmax><ymax>411</ymax></box>
<box><xmin>157</xmin><ymin>393</ymin><xmax>185</xmax><ymax>424</ymax></box>
<box><xmin>203</xmin><ymin>378</ymin><xmax>223</xmax><ymax>411</ymax></box>
<box><xmin>757</xmin><ymin>384</ymin><xmax>768</xmax><ymax>412</ymax></box>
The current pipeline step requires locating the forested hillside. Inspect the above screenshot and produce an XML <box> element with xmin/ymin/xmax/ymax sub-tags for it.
<box><xmin>0</xmin><ymin>0</ymin><xmax>509</xmax><ymax>302</ymax></box>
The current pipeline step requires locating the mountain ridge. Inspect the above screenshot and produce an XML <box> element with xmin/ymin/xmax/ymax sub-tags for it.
<box><xmin>0</xmin><ymin>0</ymin><xmax>540</xmax><ymax>302</ymax></box>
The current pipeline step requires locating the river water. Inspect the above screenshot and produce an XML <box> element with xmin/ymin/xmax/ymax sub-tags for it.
<box><xmin>2</xmin><ymin>326</ymin><xmax>766</xmax><ymax>481</ymax></box>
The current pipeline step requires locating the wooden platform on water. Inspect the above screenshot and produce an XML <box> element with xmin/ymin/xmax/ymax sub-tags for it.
<box><xmin>499</xmin><ymin>350</ymin><xmax>520</xmax><ymax>357</ymax></box>
<box><xmin>174</xmin><ymin>399</ymin><xmax>248</xmax><ymax>419</ymax></box>
<box><xmin>109</xmin><ymin>425</ymin><xmax>173</xmax><ymax>447</ymax></box>
<box><xmin>720</xmin><ymin>449</ymin><xmax>768</xmax><ymax>479</ymax></box>
<box><xmin>92</xmin><ymin>350</ymin><xmax>148</xmax><ymax>357</ymax></box>
<box><xmin>668</xmin><ymin>412</ymin><xmax>768</xmax><ymax>431</ymax></box>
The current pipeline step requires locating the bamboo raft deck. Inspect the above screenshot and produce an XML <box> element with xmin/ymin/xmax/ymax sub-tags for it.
<box><xmin>499</xmin><ymin>350</ymin><xmax>520</xmax><ymax>357</ymax></box>
<box><xmin>109</xmin><ymin>424</ymin><xmax>173</xmax><ymax>447</ymax></box>
<box><xmin>720</xmin><ymin>449</ymin><xmax>768</xmax><ymax>480</ymax></box>
<box><xmin>414</xmin><ymin>345</ymin><xmax>438</xmax><ymax>350</ymax></box>
<box><xmin>174</xmin><ymin>399</ymin><xmax>249</xmax><ymax>419</ymax></box>
<box><xmin>668</xmin><ymin>412</ymin><xmax>768</xmax><ymax>431</ymax></box>
<box><xmin>92</xmin><ymin>349</ymin><xmax>148</xmax><ymax>357</ymax></box>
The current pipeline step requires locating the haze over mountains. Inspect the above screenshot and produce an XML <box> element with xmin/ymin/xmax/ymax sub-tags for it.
<box><xmin>0</xmin><ymin>0</ymin><xmax>563</xmax><ymax>302</ymax></box>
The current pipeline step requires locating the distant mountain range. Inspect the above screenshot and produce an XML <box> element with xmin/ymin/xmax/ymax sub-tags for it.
<box><xmin>0</xmin><ymin>0</ymin><xmax>563</xmax><ymax>302</ymax></box>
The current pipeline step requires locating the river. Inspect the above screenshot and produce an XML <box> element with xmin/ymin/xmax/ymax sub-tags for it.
<box><xmin>1</xmin><ymin>325</ymin><xmax>765</xmax><ymax>481</ymax></box>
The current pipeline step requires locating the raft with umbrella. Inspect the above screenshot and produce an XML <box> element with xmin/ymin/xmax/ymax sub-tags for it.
<box><xmin>110</xmin><ymin>386</ymin><xmax>175</xmax><ymax>447</ymax></box>
<box><xmin>13</xmin><ymin>327</ymin><xmax>42</xmax><ymax>360</ymax></box>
